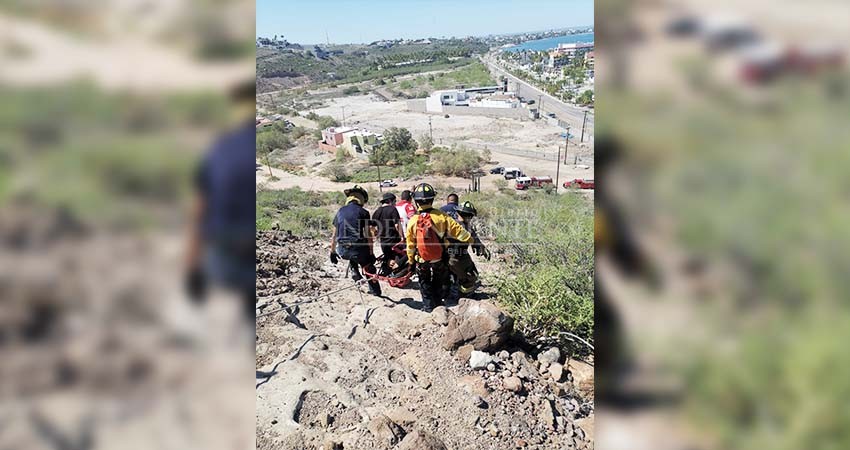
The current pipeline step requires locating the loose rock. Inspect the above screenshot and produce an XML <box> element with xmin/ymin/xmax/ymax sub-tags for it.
<box><xmin>368</xmin><ymin>414</ymin><xmax>406</xmax><ymax>448</ymax></box>
<box><xmin>469</xmin><ymin>351</ymin><xmax>493</xmax><ymax>370</ymax></box>
<box><xmin>431</xmin><ymin>306</ymin><xmax>450</xmax><ymax>326</ymax></box>
<box><xmin>455</xmin><ymin>344</ymin><xmax>475</xmax><ymax>363</ymax></box>
<box><xmin>548</xmin><ymin>363</ymin><xmax>564</xmax><ymax>382</ymax></box>
<box><xmin>537</xmin><ymin>347</ymin><xmax>562</xmax><ymax>365</ymax></box>
<box><xmin>503</xmin><ymin>376</ymin><xmax>523</xmax><ymax>393</ymax></box>
<box><xmin>398</xmin><ymin>429</ymin><xmax>448</xmax><ymax>450</ymax></box>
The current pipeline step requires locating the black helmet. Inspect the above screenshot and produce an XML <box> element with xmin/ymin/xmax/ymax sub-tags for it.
<box><xmin>458</xmin><ymin>201</ymin><xmax>478</xmax><ymax>217</ymax></box>
<box><xmin>412</xmin><ymin>183</ymin><xmax>437</xmax><ymax>202</ymax></box>
<box><xmin>380</xmin><ymin>192</ymin><xmax>396</xmax><ymax>204</ymax></box>
<box><xmin>344</xmin><ymin>185</ymin><xmax>369</xmax><ymax>203</ymax></box>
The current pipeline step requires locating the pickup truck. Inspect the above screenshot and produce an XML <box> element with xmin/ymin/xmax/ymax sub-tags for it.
<box><xmin>563</xmin><ymin>178</ymin><xmax>595</xmax><ymax>189</ymax></box>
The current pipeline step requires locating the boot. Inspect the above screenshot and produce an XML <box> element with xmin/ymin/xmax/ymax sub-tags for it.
<box><xmin>367</xmin><ymin>280</ymin><xmax>382</xmax><ymax>297</ymax></box>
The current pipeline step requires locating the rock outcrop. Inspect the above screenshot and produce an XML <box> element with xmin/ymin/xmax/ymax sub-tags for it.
<box><xmin>441</xmin><ymin>300</ymin><xmax>514</xmax><ymax>352</ymax></box>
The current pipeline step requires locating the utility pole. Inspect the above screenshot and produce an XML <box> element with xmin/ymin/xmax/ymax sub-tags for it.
<box><xmin>555</xmin><ymin>146</ymin><xmax>561</xmax><ymax>194</ymax></box>
<box><xmin>341</xmin><ymin>106</ymin><xmax>346</xmax><ymax>127</ymax></box>
<box><xmin>563</xmin><ymin>126</ymin><xmax>570</xmax><ymax>165</ymax></box>
<box><xmin>375</xmin><ymin>152</ymin><xmax>382</xmax><ymax>193</ymax></box>
<box><xmin>580</xmin><ymin>111</ymin><xmax>588</xmax><ymax>143</ymax></box>
<box><xmin>428</xmin><ymin>116</ymin><xmax>433</xmax><ymax>142</ymax></box>
<box><xmin>538</xmin><ymin>94</ymin><xmax>543</xmax><ymax>118</ymax></box>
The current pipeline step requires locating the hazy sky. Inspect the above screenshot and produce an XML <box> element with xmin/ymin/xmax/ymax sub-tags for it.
<box><xmin>256</xmin><ymin>0</ymin><xmax>593</xmax><ymax>44</ymax></box>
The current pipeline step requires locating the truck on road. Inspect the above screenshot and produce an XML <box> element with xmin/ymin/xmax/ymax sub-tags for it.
<box><xmin>515</xmin><ymin>176</ymin><xmax>553</xmax><ymax>190</ymax></box>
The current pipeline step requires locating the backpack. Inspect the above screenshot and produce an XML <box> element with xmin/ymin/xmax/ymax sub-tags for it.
<box><xmin>415</xmin><ymin>211</ymin><xmax>444</xmax><ymax>261</ymax></box>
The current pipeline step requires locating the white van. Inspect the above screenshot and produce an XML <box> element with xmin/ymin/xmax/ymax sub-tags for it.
<box><xmin>504</xmin><ymin>167</ymin><xmax>523</xmax><ymax>180</ymax></box>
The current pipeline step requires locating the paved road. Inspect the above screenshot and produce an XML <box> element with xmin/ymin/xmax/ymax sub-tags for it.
<box><xmin>482</xmin><ymin>56</ymin><xmax>594</xmax><ymax>135</ymax></box>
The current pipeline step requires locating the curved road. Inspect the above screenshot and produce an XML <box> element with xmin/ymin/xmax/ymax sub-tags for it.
<box><xmin>482</xmin><ymin>55</ymin><xmax>594</xmax><ymax>136</ymax></box>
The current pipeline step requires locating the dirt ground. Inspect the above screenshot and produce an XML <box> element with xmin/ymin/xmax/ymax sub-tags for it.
<box><xmin>0</xmin><ymin>205</ymin><xmax>255</xmax><ymax>450</ymax></box>
<box><xmin>255</xmin><ymin>231</ymin><xmax>594</xmax><ymax>450</ymax></box>
<box><xmin>313</xmin><ymin>94</ymin><xmax>593</xmax><ymax>156</ymax></box>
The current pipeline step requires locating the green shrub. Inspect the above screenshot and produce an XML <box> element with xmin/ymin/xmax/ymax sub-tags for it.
<box><xmin>257</xmin><ymin>129</ymin><xmax>293</xmax><ymax>155</ymax></box>
<box><xmin>430</xmin><ymin>145</ymin><xmax>484</xmax><ymax>176</ymax></box>
<box><xmin>256</xmin><ymin>188</ymin><xmax>345</xmax><ymax>236</ymax></box>
<box><xmin>320</xmin><ymin>162</ymin><xmax>351</xmax><ymax>182</ymax></box>
<box><xmin>342</xmin><ymin>86</ymin><xmax>360</xmax><ymax>95</ymax></box>
<box><xmin>469</xmin><ymin>192</ymin><xmax>594</xmax><ymax>348</ymax></box>
<box><xmin>316</xmin><ymin>115</ymin><xmax>340</xmax><ymax>130</ymax></box>
<box><xmin>335</xmin><ymin>147</ymin><xmax>351</xmax><ymax>163</ymax></box>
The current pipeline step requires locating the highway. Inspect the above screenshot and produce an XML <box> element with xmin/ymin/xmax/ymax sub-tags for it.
<box><xmin>482</xmin><ymin>55</ymin><xmax>594</xmax><ymax>136</ymax></box>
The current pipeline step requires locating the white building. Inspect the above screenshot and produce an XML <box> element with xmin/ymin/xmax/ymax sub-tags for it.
<box><xmin>425</xmin><ymin>89</ymin><xmax>470</xmax><ymax>112</ymax></box>
<box><xmin>548</xmin><ymin>42</ymin><xmax>594</xmax><ymax>68</ymax></box>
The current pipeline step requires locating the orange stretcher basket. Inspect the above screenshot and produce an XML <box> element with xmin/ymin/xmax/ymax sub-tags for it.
<box><xmin>364</xmin><ymin>267</ymin><xmax>414</xmax><ymax>288</ymax></box>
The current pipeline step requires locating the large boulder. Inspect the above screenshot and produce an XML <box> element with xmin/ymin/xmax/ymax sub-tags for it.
<box><xmin>398</xmin><ymin>430</ymin><xmax>448</xmax><ymax>450</ymax></box>
<box><xmin>441</xmin><ymin>300</ymin><xmax>514</xmax><ymax>352</ymax></box>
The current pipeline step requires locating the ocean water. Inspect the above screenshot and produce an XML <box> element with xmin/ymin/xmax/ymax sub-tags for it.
<box><xmin>504</xmin><ymin>33</ymin><xmax>594</xmax><ymax>52</ymax></box>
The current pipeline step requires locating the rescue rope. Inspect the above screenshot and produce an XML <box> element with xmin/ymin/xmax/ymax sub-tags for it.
<box><xmin>256</xmin><ymin>279</ymin><xmax>367</xmax><ymax>319</ymax></box>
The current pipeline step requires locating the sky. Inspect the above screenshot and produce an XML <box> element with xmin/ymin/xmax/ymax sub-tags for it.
<box><xmin>256</xmin><ymin>0</ymin><xmax>593</xmax><ymax>44</ymax></box>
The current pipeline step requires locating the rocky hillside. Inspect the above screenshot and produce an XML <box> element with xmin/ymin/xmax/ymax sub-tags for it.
<box><xmin>256</xmin><ymin>231</ymin><xmax>594</xmax><ymax>450</ymax></box>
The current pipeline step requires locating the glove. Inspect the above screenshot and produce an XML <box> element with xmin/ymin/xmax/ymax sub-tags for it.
<box><xmin>329</xmin><ymin>251</ymin><xmax>339</xmax><ymax>264</ymax></box>
<box><xmin>185</xmin><ymin>266</ymin><xmax>207</xmax><ymax>303</ymax></box>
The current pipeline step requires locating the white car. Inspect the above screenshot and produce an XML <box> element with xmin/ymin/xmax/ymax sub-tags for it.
<box><xmin>379</xmin><ymin>179</ymin><xmax>397</xmax><ymax>187</ymax></box>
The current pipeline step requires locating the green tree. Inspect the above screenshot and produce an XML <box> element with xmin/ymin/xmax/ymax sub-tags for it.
<box><xmin>257</xmin><ymin>130</ymin><xmax>292</xmax><ymax>155</ymax></box>
<box><xmin>430</xmin><ymin>146</ymin><xmax>484</xmax><ymax>176</ymax></box>
<box><xmin>577</xmin><ymin>90</ymin><xmax>594</xmax><ymax>106</ymax></box>
<box><xmin>418</xmin><ymin>133</ymin><xmax>434</xmax><ymax>152</ymax></box>
<box><xmin>371</xmin><ymin>127</ymin><xmax>416</xmax><ymax>165</ymax></box>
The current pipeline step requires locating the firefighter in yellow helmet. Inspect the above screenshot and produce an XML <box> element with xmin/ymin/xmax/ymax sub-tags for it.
<box><xmin>406</xmin><ymin>183</ymin><xmax>472</xmax><ymax>311</ymax></box>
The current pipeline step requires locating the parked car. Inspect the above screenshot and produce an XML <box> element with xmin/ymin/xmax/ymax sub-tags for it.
<box><xmin>564</xmin><ymin>178</ymin><xmax>595</xmax><ymax>189</ymax></box>
<box><xmin>489</xmin><ymin>166</ymin><xmax>504</xmax><ymax>175</ymax></box>
<box><xmin>379</xmin><ymin>179</ymin><xmax>397</xmax><ymax>187</ymax></box>
<box><xmin>515</xmin><ymin>176</ymin><xmax>553</xmax><ymax>190</ymax></box>
<box><xmin>665</xmin><ymin>15</ymin><xmax>701</xmax><ymax>37</ymax></box>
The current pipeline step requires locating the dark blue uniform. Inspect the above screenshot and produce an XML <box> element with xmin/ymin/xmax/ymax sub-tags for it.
<box><xmin>440</xmin><ymin>202</ymin><xmax>459</xmax><ymax>220</ymax></box>
<box><xmin>195</xmin><ymin>121</ymin><xmax>256</xmax><ymax>317</ymax></box>
<box><xmin>333</xmin><ymin>201</ymin><xmax>381</xmax><ymax>295</ymax></box>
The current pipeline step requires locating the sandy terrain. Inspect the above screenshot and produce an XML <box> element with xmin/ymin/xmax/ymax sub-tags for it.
<box><xmin>0</xmin><ymin>14</ymin><xmax>252</xmax><ymax>91</ymax></box>
<box><xmin>312</xmin><ymin>94</ymin><xmax>590</xmax><ymax>155</ymax></box>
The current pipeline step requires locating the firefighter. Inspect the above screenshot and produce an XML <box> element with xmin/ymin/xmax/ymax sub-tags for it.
<box><xmin>440</xmin><ymin>192</ymin><xmax>460</xmax><ymax>220</ymax></box>
<box><xmin>329</xmin><ymin>185</ymin><xmax>382</xmax><ymax>296</ymax></box>
<box><xmin>405</xmin><ymin>183</ymin><xmax>472</xmax><ymax>312</ymax></box>
<box><xmin>447</xmin><ymin>200</ymin><xmax>490</xmax><ymax>301</ymax></box>
<box><xmin>371</xmin><ymin>192</ymin><xmax>404</xmax><ymax>275</ymax></box>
